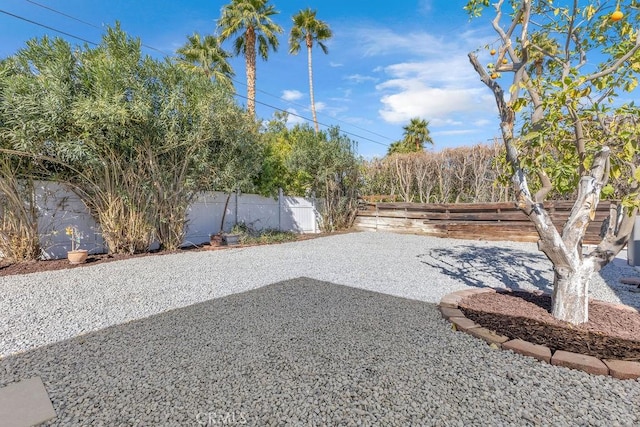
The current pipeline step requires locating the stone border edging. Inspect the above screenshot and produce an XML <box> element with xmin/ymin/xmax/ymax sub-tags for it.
<box><xmin>439</xmin><ymin>288</ymin><xmax>640</xmax><ymax>380</ymax></box>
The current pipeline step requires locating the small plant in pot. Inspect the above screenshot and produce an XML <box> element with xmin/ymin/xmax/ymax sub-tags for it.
<box><xmin>210</xmin><ymin>233</ymin><xmax>224</xmax><ymax>247</ymax></box>
<box><xmin>65</xmin><ymin>225</ymin><xmax>88</xmax><ymax>264</ymax></box>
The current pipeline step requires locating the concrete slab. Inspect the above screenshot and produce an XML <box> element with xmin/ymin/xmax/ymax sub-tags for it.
<box><xmin>0</xmin><ymin>377</ymin><xmax>56</xmax><ymax>427</ymax></box>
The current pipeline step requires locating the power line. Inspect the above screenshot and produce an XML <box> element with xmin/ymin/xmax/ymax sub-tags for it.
<box><xmin>4</xmin><ymin>4</ymin><xmax>392</xmax><ymax>148</ymax></box>
<box><xmin>25</xmin><ymin>0</ymin><xmax>100</xmax><ymax>29</ymax></box>
<box><xmin>0</xmin><ymin>8</ymin><xmax>97</xmax><ymax>45</ymax></box>
<box><xmin>20</xmin><ymin>0</ymin><xmax>397</xmax><ymax>145</ymax></box>
<box><xmin>231</xmin><ymin>77</ymin><xmax>396</xmax><ymax>143</ymax></box>
<box><xmin>23</xmin><ymin>0</ymin><xmax>169</xmax><ymax>56</ymax></box>
<box><xmin>233</xmin><ymin>92</ymin><xmax>390</xmax><ymax>147</ymax></box>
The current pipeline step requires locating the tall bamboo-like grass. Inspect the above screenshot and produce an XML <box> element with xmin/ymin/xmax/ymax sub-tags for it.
<box><xmin>0</xmin><ymin>157</ymin><xmax>40</xmax><ymax>262</ymax></box>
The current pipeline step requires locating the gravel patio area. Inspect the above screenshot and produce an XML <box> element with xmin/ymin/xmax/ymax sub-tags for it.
<box><xmin>1</xmin><ymin>232</ymin><xmax>639</xmax><ymax>425</ymax></box>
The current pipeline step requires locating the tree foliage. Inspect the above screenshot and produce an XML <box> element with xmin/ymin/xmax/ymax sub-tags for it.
<box><xmin>289</xmin><ymin>8</ymin><xmax>332</xmax><ymax>133</ymax></box>
<box><xmin>387</xmin><ymin>117</ymin><xmax>433</xmax><ymax>155</ymax></box>
<box><xmin>258</xmin><ymin>113</ymin><xmax>360</xmax><ymax>231</ymax></box>
<box><xmin>176</xmin><ymin>32</ymin><xmax>235</xmax><ymax>91</ymax></box>
<box><xmin>218</xmin><ymin>0</ymin><xmax>283</xmax><ymax>116</ymax></box>
<box><xmin>0</xmin><ymin>25</ymin><xmax>260</xmax><ymax>254</ymax></box>
<box><xmin>466</xmin><ymin>0</ymin><xmax>640</xmax><ymax>323</ymax></box>
<box><xmin>363</xmin><ymin>143</ymin><xmax>510</xmax><ymax>203</ymax></box>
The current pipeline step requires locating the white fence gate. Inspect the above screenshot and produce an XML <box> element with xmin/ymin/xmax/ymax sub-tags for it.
<box><xmin>33</xmin><ymin>182</ymin><xmax>318</xmax><ymax>259</ymax></box>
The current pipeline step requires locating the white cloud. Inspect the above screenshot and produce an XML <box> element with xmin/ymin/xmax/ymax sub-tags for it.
<box><xmin>345</xmin><ymin>74</ymin><xmax>379</xmax><ymax>84</ymax></box>
<box><xmin>352</xmin><ymin>27</ymin><xmax>461</xmax><ymax>57</ymax></box>
<box><xmin>363</xmin><ymin>26</ymin><xmax>496</xmax><ymax>126</ymax></box>
<box><xmin>281</xmin><ymin>90</ymin><xmax>304</xmax><ymax>101</ymax></box>
<box><xmin>378</xmin><ymin>85</ymin><xmax>491</xmax><ymax>123</ymax></box>
<box><xmin>285</xmin><ymin>108</ymin><xmax>305</xmax><ymax>126</ymax></box>
<box><xmin>473</xmin><ymin>119</ymin><xmax>491</xmax><ymax>126</ymax></box>
<box><xmin>329</xmin><ymin>61</ymin><xmax>343</xmax><ymax>67</ymax></box>
<box><xmin>314</xmin><ymin>101</ymin><xmax>348</xmax><ymax>118</ymax></box>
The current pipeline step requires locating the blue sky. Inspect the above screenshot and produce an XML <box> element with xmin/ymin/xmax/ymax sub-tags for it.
<box><xmin>0</xmin><ymin>0</ymin><xmax>500</xmax><ymax>158</ymax></box>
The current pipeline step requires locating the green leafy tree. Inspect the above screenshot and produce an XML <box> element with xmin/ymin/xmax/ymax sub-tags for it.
<box><xmin>218</xmin><ymin>0</ymin><xmax>283</xmax><ymax>116</ymax></box>
<box><xmin>387</xmin><ymin>117</ymin><xmax>433</xmax><ymax>155</ymax></box>
<box><xmin>289</xmin><ymin>8</ymin><xmax>332</xmax><ymax>133</ymax></box>
<box><xmin>0</xmin><ymin>25</ymin><xmax>260</xmax><ymax>254</ymax></box>
<box><xmin>258</xmin><ymin>115</ymin><xmax>361</xmax><ymax>231</ymax></box>
<box><xmin>176</xmin><ymin>32</ymin><xmax>235</xmax><ymax>91</ymax></box>
<box><xmin>466</xmin><ymin>0</ymin><xmax>640</xmax><ymax>324</ymax></box>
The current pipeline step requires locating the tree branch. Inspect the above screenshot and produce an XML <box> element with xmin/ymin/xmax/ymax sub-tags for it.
<box><xmin>562</xmin><ymin>147</ymin><xmax>611</xmax><ymax>251</ymax></box>
<box><xmin>584</xmin><ymin>33</ymin><xmax>640</xmax><ymax>82</ymax></box>
<box><xmin>534</xmin><ymin>170</ymin><xmax>552</xmax><ymax>203</ymax></box>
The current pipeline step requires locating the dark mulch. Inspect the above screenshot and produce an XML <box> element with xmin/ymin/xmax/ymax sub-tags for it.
<box><xmin>0</xmin><ymin>248</ymin><xmax>203</xmax><ymax>277</ymax></box>
<box><xmin>0</xmin><ymin>233</ymin><xmax>332</xmax><ymax>278</ymax></box>
<box><xmin>459</xmin><ymin>291</ymin><xmax>640</xmax><ymax>361</ymax></box>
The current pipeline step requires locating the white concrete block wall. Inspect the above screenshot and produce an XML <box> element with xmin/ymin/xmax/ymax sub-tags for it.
<box><xmin>12</xmin><ymin>183</ymin><xmax>318</xmax><ymax>260</ymax></box>
<box><xmin>35</xmin><ymin>182</ymin><xmax>105</xmax><ymax>259</ymax></box>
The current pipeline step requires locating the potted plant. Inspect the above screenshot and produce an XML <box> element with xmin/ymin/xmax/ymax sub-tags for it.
<box><xmin>65</xmin><ymin>225</ymin><xmax>88</xmax><ymax>264</ymax></box>
<box><xmin>209</xmin><ymin>233</ymin><xmax>223</xmax><ymax>247</ymax></box>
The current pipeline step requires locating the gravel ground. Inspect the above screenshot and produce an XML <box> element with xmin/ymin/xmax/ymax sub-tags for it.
<box><xmin>1</xmin><ymin>232</ymin><xmax>639</xmax><ymax>426</ymax></box>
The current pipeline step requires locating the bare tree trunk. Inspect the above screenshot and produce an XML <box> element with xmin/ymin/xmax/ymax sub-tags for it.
<box><xmin>307</xmin><ymin>36</ymin><xmax>319</xmax><ymax>133</ymax></box>
<box><xmin>245</xmin><ymin>28</ymin><xmax>257</xmax><ymax>117</ymax></box>
<box><xmin>552</xmin><ymin>263</ymin><xmax>592</xmax><ymax>324</ymax></box>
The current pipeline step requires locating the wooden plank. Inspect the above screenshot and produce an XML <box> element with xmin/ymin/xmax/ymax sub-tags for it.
<box><xmin>422</xmin><ymin>211</ymin><xmax>530</xmax><ymax>221</ymax></box>
<box><xmin>374</xmin><ymin>202</ymin><xmax>519</xmax><ymax>211</ymax></box>
<box><xmin>355</xmin><ymin>200</ymin><xmax>613</xmax><ymax>244</ymax></box>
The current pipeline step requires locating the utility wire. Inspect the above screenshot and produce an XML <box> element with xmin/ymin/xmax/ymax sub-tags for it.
<box><xmin>26</xmin><ymin>0</ymin><xmax>99</xmax><ymax>29</ymax></box>
<box><xmin>23</xmin><ymin>0</ymin><xmax>169</xmax><ymax>56</ymax></box>
<box><xmin>0</xmin><ymin>8</ymin><xmax>97</xmax><ymax>45</ymax></box>
<box><xmin>233</xmin><ymin>92</ymin><xmax>390</xmax><ymax>147</ymax></box>
<box><xmin>5</xmin><ymin>3</ymin><xmax>393</xmax><ymax>148</ymax></box>
<box><xmin>20</xmin><ymin>0</ymin><xmax>397</xmax><ymax>146</ymax></box>
<box><xmin>230</xmin><ymin>77</ymin><xmax>396</xmax><ymax>143</ymax></box>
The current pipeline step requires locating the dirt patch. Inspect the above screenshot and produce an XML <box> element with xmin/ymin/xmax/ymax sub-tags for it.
<box><xmin>459</xmin><ymin>291</ymin><xmax>640</xmax><ymax>361</ymax></box>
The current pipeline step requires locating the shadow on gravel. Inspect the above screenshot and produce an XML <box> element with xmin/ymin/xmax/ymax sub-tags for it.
<box><xmin>2</xmin><ymin>277</ymin><xmax>638</xmax><ymax>425</ymax></box>
<box><xmin>417</xmin><ymin>245</ymin><xmax>552</xmax><ymax>292</ymax></box>
<box><xmin>0</xmin><ymin>278</ymin><xmax>448</xmax><ymax>426</ymax></box>
<box><xmin>418</xmin><ymin>244</ymin><xmax>640</xmax><ymax>309</ymax></box>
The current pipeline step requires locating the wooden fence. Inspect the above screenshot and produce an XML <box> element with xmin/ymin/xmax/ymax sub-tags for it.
<box><xmin>354</xmin><ymin>201</ymin><xmax>614</xmax><ymax>244</ymax></box>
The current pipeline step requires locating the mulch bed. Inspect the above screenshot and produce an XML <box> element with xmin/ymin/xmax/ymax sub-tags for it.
<box><xmin>0</xmin><ymin>233</ymin><xmax>332</xmax><ymax>278</ymax></box>
<box><xmin>0</xmin><ymin>249</ymin><xmax>199</xmax><ymax>277</ymax></box>
<box><xmin>459</xmin><ymin>291</ymin><xmax>640</xmax><ymax>361</ymax></box>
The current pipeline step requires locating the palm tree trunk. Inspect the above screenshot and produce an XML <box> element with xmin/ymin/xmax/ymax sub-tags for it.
<box><xmin>307</xmin><ymin>41</ymin><xmax>319</xmax><ymax>133</ymax></box>
<box><xmin>245</xmin><ymin>28</ymin><xmax>257</xmax><ymax>117</ymax></box>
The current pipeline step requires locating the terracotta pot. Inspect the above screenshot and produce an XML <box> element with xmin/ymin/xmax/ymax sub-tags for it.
<box><xmin>67</xmin><ymin>249</ymin><xmax>88</xmax><ymax>265</ymax></box>
<box><xmin>210</xmin><ymin>234</ymin><xmax>223</xmax><ymax>247</ymax></box>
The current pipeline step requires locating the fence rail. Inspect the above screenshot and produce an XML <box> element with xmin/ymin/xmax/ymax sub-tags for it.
<box><xmin>354</xmin><ymin>201</ymin><xmax>614</xmax><ymax>244</ymax></box>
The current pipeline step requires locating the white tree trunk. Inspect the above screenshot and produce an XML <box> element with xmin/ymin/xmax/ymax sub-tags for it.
<box><xmin>307</xmin><ymin>44</ymin><xmax>319</xmax><ymax>133</ymax></box>
<box><xmin>551</xmin><ymin>261</ymin><xmax>594</xmax><ymax>324</ymax></box>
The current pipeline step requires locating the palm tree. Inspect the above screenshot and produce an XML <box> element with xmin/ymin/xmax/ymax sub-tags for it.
<box><xmin>218</xmin><ymin>0</ymin><xmax>283</xmax><ymax>116</ymax></box>
<box><xmin>386</xmin><ymin>117</ymin><xmax>433</xmax><ymax>156</ymax></box>
<box><xmin>289</xmin><ymin>8</ymin><xmax>332</xmax><ymax>133</ymax></box>
<box><xmin>403</xmin><ymin>117</ymin><xmax>433</xmax><ymax>151</ymax></box>
<box><xmin>176</xmin><ymin>33</ymin><xmax>235</xmax><ymax>91</ymax></box>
